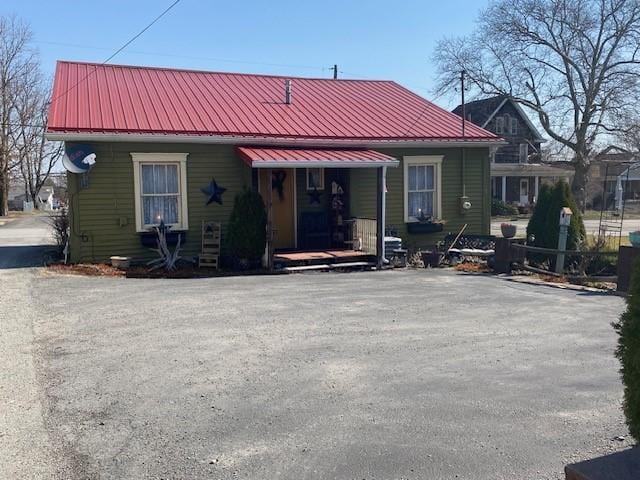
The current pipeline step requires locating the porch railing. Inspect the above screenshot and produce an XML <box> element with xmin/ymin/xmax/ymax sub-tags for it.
<box><xmin>346</xmin><ymin>218</ymin><xmax>377</xmax><ymax>255</ymax></box>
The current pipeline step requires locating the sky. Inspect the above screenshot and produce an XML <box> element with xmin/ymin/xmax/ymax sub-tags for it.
<box><xmin>4</xmin><ymin>0</ymin><xmax>489</xmax><ymax>109</ymax></box>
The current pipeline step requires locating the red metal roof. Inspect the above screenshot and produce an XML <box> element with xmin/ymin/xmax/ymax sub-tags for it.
<box><xmin>47</xmin><ymin>61</ymin><xmax>500</xmax><ymax>143</ymax></box>
<box><xmin>238</xmin><ymin>147</ymin><xmax>399</xmax><ymax>167</ymax></box>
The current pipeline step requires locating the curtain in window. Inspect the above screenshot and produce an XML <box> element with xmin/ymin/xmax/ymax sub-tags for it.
<box><xmin>408</xmin><ymin>165</ymin><xmax>435</xmax><ymax>217</ymax></box>
<box><xmin>141</xmin><ymin>164</ymin><xmax>179</xmax><ymax>225</ymax></box>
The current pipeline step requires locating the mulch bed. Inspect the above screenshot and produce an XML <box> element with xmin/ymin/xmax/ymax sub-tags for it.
<box><xmin>47</xmin><ymin>263</ymin><xmax>125</xmax><ymax>277</ymax></box>
<box><xmin>46</xmin><ymin>262</ymin><xmax>272</xmax><ymax>279</ymax></box>
<box><xmin>454</xmin><ymin>262</ymin><xmax>491</xmax><ymax>273</ymax></box>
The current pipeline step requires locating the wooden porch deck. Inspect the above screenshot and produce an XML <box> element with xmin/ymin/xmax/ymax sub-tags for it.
<box><xmin>273</xmin><ymin>249</ymin><xmax>376</xmax><ymax>272</ymax></box>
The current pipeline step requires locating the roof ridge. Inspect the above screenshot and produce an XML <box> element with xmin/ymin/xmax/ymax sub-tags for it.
<box><xmin>54</xmin><ymin>60</ymin><xmax>396</xmax><ymax>83</ymax></box>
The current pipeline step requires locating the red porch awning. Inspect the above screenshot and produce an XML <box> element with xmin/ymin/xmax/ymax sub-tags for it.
<box><xmin>237</xmin><ymin>147</ymin><xmax>399</xmax><ymax>168</ymax></box>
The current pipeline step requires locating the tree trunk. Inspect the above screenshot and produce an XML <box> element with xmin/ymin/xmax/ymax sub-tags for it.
<box><xmin>571</xmin><ymin>153</ymin><xmax>589</xmax><ymax>213</ymax></box>
<box><xmin>0</xmin><ymin>174</ymin><xmax>8</xmax><ymax>216</ymax></box>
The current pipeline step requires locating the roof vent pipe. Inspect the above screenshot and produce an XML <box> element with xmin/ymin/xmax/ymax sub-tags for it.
<box><xmin>285</xmin><ymin>79</ymin><xmax>292</xmax><ymax>104</ymax></box>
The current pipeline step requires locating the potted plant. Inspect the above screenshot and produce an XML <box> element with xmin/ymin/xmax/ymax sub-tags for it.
<box><xmin>500</xmin><ymin>222</ymin><xmax>517</xmax><ymax>239</ymax></box>
<box><xmin>421</xmin><ymin>249</ymin><xmax>443</xmax><ymax>268</ymax></box>
<box><xmin>629</xmin><ymin>231</ymin><xmax>640</xmax><ymax>247</ymax></box>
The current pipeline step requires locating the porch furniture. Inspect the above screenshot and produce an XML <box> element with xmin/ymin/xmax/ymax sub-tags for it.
<box><xmin>199</xmin><ymin>221</ymin><xmax>221</xmax><ymax>269</ymax></box>
<box><xmin>300</xmin><ymin>212</ymin><xmax>330</xmax><ymax>250</ymax></box>
<box><xmin>443</xmin><ymin>233</ymin><xmax>496</xmax><ymax>259</ymax></box>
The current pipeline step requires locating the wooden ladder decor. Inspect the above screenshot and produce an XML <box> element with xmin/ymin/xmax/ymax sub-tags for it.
<box><xmin>199</xmin><ymin>221</ymin><xmax>221</xmax><ymax>268</ymax></box>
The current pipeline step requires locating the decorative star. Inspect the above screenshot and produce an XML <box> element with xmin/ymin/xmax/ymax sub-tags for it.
<box><xmin>271</xmin><ymin>170</ymin><xmax>287</xmax><ymax>200</ymax></box>
<box><xmin>201</xmin><ymin>178</ymin><xmax>227</xmax><ymax>205</ymax></box>
<box><xmin>308</xmin><ymin>187</ymin><xmax>322</xmax><ymax>205</ymax></box>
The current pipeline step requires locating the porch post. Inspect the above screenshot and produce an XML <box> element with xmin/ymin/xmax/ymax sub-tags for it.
<box><xmin>266</xmin><ymin>168</ymin><xmax>274</xmax><ymax>270</ymax></box>
<box><xmin>501</xmin><ymin>176</ymin><xmax>507</xmax><ymax>203</ymax></box>
<box><xmin>534</xmin><ymin>175</ymin><xmax>539</xmax><ymax>202</ymax></box>
<box><xmin>376</xmin><ymin>166</ymin><xmax>385</xmax><ymax>269</ymax></box>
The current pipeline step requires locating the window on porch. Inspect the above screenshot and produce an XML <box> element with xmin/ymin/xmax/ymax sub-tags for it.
<box><xmin>306</xmin><ymin>168</ymin><xmax>324</xmax><ymax>190</ymax></box>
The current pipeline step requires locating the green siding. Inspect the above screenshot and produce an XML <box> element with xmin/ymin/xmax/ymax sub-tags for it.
<box><xmin>67</xmin><ymin>142</ymin><xmax>251</xmax><ymax>263</ymax></box>
<box><xmin>350</xmin><ymin>147</ymin><xmax>491</xmax><ymax>251</ymax></box>
<box><xmin>68</xmin><ymin>142</ymin><xmax>490</xmax><ymax>262</ymax></box>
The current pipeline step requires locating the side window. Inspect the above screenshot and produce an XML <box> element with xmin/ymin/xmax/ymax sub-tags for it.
<box><xmin>510</xmin><ymin>118</ymin><xmax>518</xmax><ymax>135</ymax></box>
<box><xmin>495</xmin><ymin>116</ymin><xmax>505</xmax><ymax>134</ymax></box>
<box><xmin>131</xmin><ymin>153</ymin><xmax>189</xmax><ymax>232</ymax></box>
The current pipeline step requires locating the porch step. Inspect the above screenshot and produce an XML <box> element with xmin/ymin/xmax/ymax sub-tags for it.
<box><xmin>280</xmin><ymin>261</ymin><xmax>375</xmax><ymax>273</ymax></box>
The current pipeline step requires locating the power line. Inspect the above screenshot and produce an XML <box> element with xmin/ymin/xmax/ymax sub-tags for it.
<box><xmin>37</xmin><ymin>40</ymin><xmax>328</xmax><ymax>73</ymax></box>
<box><xmin>49</xmin><ymin>0</ymin><xmax>182</xmax><ymax>107</ymax></box>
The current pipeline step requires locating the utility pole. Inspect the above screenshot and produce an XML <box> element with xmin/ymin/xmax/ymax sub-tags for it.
<box><xmin>460</xmin><ymin>70</ymin><xmax>466</xmax><ymax>137</ymax></box>
<box><xmin>332</xmin><ymin>64</ymin><xmax>338</xmax><ymax>80</ymax></box>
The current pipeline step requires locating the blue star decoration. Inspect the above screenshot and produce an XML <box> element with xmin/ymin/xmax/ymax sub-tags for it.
<box><xmin>201</xmin><ymin>178</ymin><xmax>227</xmax><ymax>206</ymax></box>
<box><xmin>307</xmin><ymin>187</ymin><xmax>322</xmax><ymax>205</ymax></box>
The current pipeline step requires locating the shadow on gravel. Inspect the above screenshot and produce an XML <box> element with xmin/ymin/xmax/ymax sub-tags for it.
<box><xmin>0</xmin><ymin>245</ymin><xmax>59</xmax><ymax>269</ymax></box>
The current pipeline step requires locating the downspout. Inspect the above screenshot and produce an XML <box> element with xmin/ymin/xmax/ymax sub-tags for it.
<box><xmin>382</xmin><ymin>166</ymin><xmax>387</xmax><ymax>263</ymax></box>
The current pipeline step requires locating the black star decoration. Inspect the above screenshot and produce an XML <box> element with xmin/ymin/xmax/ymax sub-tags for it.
<box><xmin>201</xmin><ymin>178</ymin><xmax>227</xmax><ymax>206</ymax></box>
<box><xmin>307</xmin><ymin>187</ymin><xmax>322</xmax><ymax>205</ymax></box>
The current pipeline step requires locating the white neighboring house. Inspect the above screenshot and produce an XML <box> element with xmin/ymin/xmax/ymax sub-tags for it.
<box><xmin>8</xmin><ymin>183</ymin><xmax>55</xmax><ymax>211</ymax></box>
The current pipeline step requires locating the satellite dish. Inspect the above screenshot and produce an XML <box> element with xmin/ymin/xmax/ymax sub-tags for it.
<box><xmin>63</xmin><ymin>144</ymin><xmax>96</xmax><ymax>173</ymax></box>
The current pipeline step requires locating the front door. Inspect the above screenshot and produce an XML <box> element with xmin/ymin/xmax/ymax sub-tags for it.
<box><xmin>260</xmin><ymin>169</ymin><xmax>296</xmax><ymax>250</ymax></box>
<box><xmin>519</xmin><ymin>178</ymin><xmax>529</xmax><ymax>206</ymax></box>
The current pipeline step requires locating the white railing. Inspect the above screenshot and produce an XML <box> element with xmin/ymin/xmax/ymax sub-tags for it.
<box><xmin>347</xmin><ymin>218</ymin><xmax>377</xmax><ymax>255</ymax></box>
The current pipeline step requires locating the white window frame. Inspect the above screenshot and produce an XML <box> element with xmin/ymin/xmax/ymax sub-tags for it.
<box><xmin>306</xmin><ymin>168</ymin><xmax>325</xmax><ymax>190</ymax></box>
<box><xmin>510</xmin><ymin>117</ymin><xmax>518</xmax><ymax>135</ymax></box>
<box><xmin>495</xmin><ymin>116</ymin><xmax>505</xmax><ymax>134</ymax></box>
<box><xmin>131</xmin><ymin>153</ymin><xmax>189</xmax><ymax>232</ymax></box>
<box><xmin>519</xmin><ymin>143</ymin><xmax>528</xmax><ymax>163</ymax></box>
<box><xmin>403</xmin><ymin>155</ymin><xmax>443</xmax><ymax>223</ymax></box>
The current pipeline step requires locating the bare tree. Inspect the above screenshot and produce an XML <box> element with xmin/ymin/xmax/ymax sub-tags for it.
<box><xmin>434</xmin><ymin>0</ymin><xmax>640</xmax><ymax>207</ymax></box>
<box><xmin>12</xmin><ymin>72</ymin><xmax>62</xmax><ymax>207</ymax></box>
<box><xmin>0</xmin><ymin>15</ymin><xmax>40</xmax><ymax>216</ymax></box>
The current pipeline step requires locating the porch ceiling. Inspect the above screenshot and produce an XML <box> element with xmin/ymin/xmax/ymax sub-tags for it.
<box><xmin>237</xmin><ymin>146</ymin><xmax>399</xmax><ymax>168</ymax></box>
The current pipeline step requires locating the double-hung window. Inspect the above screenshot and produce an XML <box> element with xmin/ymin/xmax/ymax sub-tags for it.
<box><xmin>131</xmin><ymin>153</ymin><xmax>189</xmax><ymax>232</ymax></box>
<box><xmin>404</xmin><ymin>156</ymin><xmax>443</xmax><ymax>222</ymax></box>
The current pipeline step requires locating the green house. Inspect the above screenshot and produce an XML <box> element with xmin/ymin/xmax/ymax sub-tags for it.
<box><xmin>46</xmin><ymin>61</ymin><xmax>502</xmax><ymax>267</ymax></box>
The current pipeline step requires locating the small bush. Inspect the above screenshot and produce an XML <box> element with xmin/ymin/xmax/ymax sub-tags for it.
<box><xmin>227</xmin><ymin>188</ymin><xmax>267</xmax><ymax>266</ymax></box>
<box><xmin>526</xmin><ymin>180</ymin><xmax>585</xmax><ymax>250</ymax></box>
<box><xmin>491</xmin><ymin>198</ymin><xmax>519</xmax><ymax>216</ymax></box>
<box><xmin>614</xmin><ymin>258</ymin><xmax>640</xmax><ymax>442</ymax></box>
<box><xmin>47</xmin><ymin>207</ymin><xmax>69</xmax><ymax>254</ymax></box>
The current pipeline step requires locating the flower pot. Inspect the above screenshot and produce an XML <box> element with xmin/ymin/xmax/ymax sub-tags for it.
<box><xmin>501</xmin><ymin>224</ymin><xmax>517</xmax><ymax>239</ymax></box>
<box><xmin>110</xmin><ymin>256</ymin><xmax>131</xmax><ymax>269</ymax></box>
<box><xmin>629</xmin><ymin>231</ymin><xmax>640</xmax><ymax>247</ymax></box>
<box><xmin>421</xmin><ymin>251</ymin><xmax>443</xmax><ymax>268</ymax></box>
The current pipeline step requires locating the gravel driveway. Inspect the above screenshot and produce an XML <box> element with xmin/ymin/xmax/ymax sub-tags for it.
<box><xmin>1</xmin><ymin>267</ymin><xmax>631</xmax><ymax>479</ymax></box>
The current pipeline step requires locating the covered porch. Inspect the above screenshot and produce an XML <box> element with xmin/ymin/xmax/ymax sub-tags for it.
<box><xmin>238</xmin><ymin>147</ymin><xmax>399</xmax><ymax>270</ymax></box>
<box><xmin>491</xmin><ymin>163</ymin><xmax>573</xmax><ymax>207</ymax></box>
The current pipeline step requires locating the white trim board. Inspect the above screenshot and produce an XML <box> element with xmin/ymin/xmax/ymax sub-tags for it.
<box><xmin>47</xmin><ymin>131</ymin><xmax>505</xmax><ymax>148</ymax></box>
